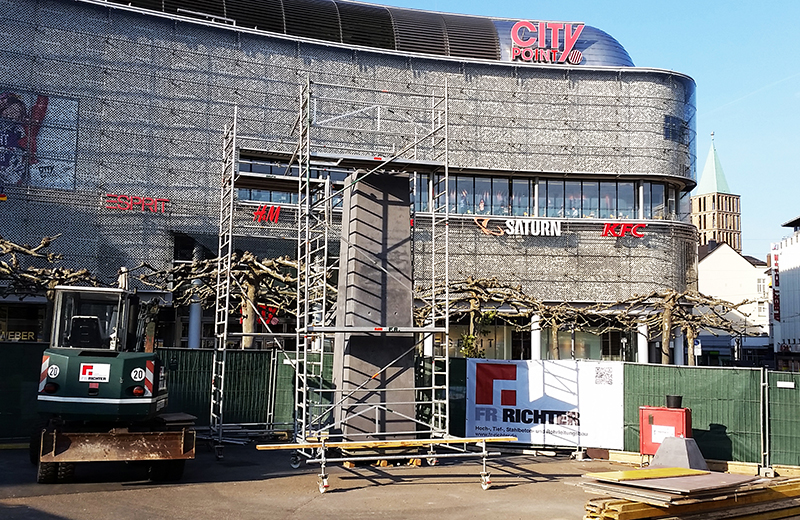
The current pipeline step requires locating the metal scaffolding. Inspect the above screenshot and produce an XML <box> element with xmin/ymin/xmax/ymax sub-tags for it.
<box><xmin>209</xmin><ymin>108</ymin><xmax>238</xmax><ymax>453</ymax></box>
<box><xmin>291</xmin><ymin>76</ymin><xmax>452</xmax><ymax>445</ymax></box>
<box><xmin>211</xmin><ymin>77</ymin><xmax>453</xmax><ymax>456</ymax></box>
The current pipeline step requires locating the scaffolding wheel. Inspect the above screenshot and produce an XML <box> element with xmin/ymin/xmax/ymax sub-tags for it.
<box><xmin>480</xmin><ymin>472</ymin><xmax>492</xmax><ymax>491</ymax></box>
<box><xmin>289</xmin><ymin>452</ymin><xmax>302</xmax><ymax>469</ymax></box>
<box><xmin>318</xmin><ymin>475</ymin><xmax>329</xmax><ymax>494</ymax></box>
<box><xmin>214</xmin><ymin>444</ymin><xmax>224</xmax><ymax>461</ymax></box>
<box><xmin>425</xmin><ymin>457</ymin><xmax>438</xmax><ymax>466</ymax></box>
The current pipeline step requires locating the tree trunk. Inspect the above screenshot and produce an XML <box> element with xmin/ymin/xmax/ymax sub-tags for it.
<box><xmin>686</xmin><ymin>327</ymin><xmax>697</xmax><ymax>366</ymax></box>
<box><xmin>241</xmin><ymin>280</ymin><xmax>257</xmax><ymax>349</ymax></box>
<box><xmin>550</xmin><ymin>322</ymin><xmax>559</xmax><ymax>360</ymax></box>
<box><xmin>661</xmin><ymin>305</ymin><xmax>672</xmax><ymax>365</ymax></box>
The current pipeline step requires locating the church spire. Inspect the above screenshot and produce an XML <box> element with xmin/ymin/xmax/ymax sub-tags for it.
<box><xmin>695</xmin><ymin>132</ymin><xmax>732</xmax><ymax>195</ymax></box>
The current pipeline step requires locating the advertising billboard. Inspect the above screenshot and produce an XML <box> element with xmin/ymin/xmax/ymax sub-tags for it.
<box><xmin>466</xmin><ymin>359</ymin><xmax>624</xmax><ymax>449</ymax></box>
<box><xmin>0</xmin><ymin>89</ymin><xmax>78</xmax><ymax>190</ymax></box>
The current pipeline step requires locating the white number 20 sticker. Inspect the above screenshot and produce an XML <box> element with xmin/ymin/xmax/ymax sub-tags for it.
<box><xmin>131</xmin><ymin>367</ymin><xmax>146</xmax><ymax>382</ymax></box>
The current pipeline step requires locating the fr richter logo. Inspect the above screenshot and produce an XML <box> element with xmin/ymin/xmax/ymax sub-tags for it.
<box><xmin>475</xmin><ymin>363</ymin><xmax>517</xmax><ymax>406</ymax></box>
<box><xmin>474</xmin><ymin>362</ymin><xmax>579</xmax><ymax>426</ymax></box>
<box><xmin>78</xmin><ymin>363</ymin><xmax>111</xmax><ymax>383</ymax></box>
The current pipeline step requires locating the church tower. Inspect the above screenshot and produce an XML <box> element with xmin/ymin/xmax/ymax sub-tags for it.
<box><xmin>691</xmin><ymin>134</ymin><xmax>741</xmax><ymax>252</ymax></box>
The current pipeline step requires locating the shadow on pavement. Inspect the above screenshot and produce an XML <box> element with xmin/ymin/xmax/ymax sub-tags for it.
<box><xmin>0</xmin><ymin>504</ymin><xmax>71</xmax><ymax>520</ymax></box>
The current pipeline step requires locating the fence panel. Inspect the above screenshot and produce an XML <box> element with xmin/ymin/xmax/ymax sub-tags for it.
<box><xmin>157</xmin><ymin>347</ymin><xmax>214</xmax><ymax>424</ymax></box>
<box><xmin>0</xmin><ymin>342</ymin><xmax>48</xmax><ymax>440</ymax></box>
<box><xmin>157</xmin><ymin>348</ymin><xmax>297</xmax><ymax>430</ymax></box>
<box><xmin>623</xmin><ymin>364</ymin><xmax>762</xmax><ymax>463</ymax></box>
<box><xmin>767</xmin><ymin>371</ymin><xmax>800</xmax><ymax>466</ymax></box>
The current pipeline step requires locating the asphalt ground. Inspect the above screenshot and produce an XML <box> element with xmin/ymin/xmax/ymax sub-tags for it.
<box><xmin>0</xmin><ymin>442</ymin><xmax>631</xmax><ymax>520</ymax></box>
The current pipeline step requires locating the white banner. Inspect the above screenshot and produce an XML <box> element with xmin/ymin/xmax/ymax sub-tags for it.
<box><xmin>465</xmin><ymin>359</ymin><xmax>624</xmax><ymax>449</ymax></box>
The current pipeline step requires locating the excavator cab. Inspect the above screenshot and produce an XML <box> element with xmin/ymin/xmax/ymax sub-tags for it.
<box><xmin>51</xmin><ymin>286</ymin><xmax>140</xmax><ymax>352</ymax></box>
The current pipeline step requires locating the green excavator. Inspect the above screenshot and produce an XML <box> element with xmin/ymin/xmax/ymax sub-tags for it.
<box><xmin>33</xmin><ymin>285</ymin><xmax>195</xmax><ymax>483</ymax></box>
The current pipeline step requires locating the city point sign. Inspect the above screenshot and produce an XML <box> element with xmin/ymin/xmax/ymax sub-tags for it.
<box><xmin>510</xmin><ymin>21</ymin><xmax>584</xmax><ymax>65</ymax></box>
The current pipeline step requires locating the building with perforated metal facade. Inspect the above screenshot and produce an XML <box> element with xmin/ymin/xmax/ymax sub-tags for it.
<box><xmin>0</xmin><ymin>0</ymin><xmax>697</xmax><ymax>363</ymax></box>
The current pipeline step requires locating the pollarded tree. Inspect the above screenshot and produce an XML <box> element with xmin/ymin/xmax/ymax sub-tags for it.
<box><xmin>0</xmin><ymin>234</ymin><xmax>99</xmax><ymax>299</ymax></box>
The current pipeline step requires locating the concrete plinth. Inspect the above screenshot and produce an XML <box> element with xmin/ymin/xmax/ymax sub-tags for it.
<box><xmin>649</xmin><ymin>436</ymin><xmax>709</xmax><ymax>471</ymax></box>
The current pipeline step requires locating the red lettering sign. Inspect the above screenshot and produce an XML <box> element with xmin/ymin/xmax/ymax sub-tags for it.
<box><xmin>105</xmin><ymin>193</ymin><xmax>169</xmax><ymax>213</ymax></box>
<box><xmin>601</xmin><ymin>223</ymin><xmax>647</xmax><ymax>238</ymax></box>
<box><xmin>510</xmin><ymin>21</ymin><xmax>584</xmax><ymax>65</ymax></box>
<box><xmin>253</xmin><ymin>204</ymin><xmax>281</xmax><ymax>223</ymax></box>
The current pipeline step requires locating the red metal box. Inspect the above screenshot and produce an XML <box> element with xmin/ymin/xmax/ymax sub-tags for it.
<box><xmin>639</xmin><ymin>406</ymin><xmax>692</xmax><ymax>456</ymax></box>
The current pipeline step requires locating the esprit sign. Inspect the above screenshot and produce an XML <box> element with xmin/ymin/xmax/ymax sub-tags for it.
<box><xmin>601</xmin><ymin>223</ymin><xmax>647</xmax><ymax>238</ymax></box>
<box><xmin>105</xmin><ymin>193</ymin><xmax>169</xmax><ymax>213</ymax></box>
<box><xmin>510</xmin><ymin>21</ymin><xmax>584</xmax><ymax>65</ymax></box>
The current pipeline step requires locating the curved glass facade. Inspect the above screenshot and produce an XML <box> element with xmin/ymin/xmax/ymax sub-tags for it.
<box><xmin>413</xmin><ymin>174</ymin><xmax>679</xmax><ymax>221</ymax></box>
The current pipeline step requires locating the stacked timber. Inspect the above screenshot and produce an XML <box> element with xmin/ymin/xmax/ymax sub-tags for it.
<box><xmin>581</xmin><ymin>468</ymin><xmax>800</xmax><ymax>519</ymax></box>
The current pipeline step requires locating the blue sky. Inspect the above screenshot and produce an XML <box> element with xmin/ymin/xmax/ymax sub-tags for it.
<box><xmin>377</xmin><ymin>0</ymin><xmax>800</xmax><ymax>258</ymax></box>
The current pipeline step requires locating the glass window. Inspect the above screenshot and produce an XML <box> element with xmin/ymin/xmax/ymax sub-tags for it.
<box><xmin>511</xmin><ymin>179</ymin><xmax>530</xmax><ymax>216</ymax></box>
<box><xmin>458</xmin><ymin>176</ymin><xmax>477</xmax><ymax>214</ymax></box>
<box><xmin>537</xmin><ymin>179</ymin><xmax>547</xmax><ymax>217</ymax></box>
<box><xmin>652</xmin><ymin>183</ymin><xmax>665</xmax><ymax>219</ymax></box>
<box><xmin>565</xmin><ymin>181</ymin><xmax>581</xmax><ymax>218</ymax></box>
<box><xmin>599</xmin><ymin>182</ymin><xmax>616</xmax><ymax>219</ymax></box>
<box><xmin>492</xmin><ymin>179</ymin><xmax>509</xmax><ymax>215</ymax></box>
<box><xmin>0</xmin><ymin>304</ymin><xmax>47</xmax><ymax>342</ymax></box>
<box><xmin>272</xmin><ymin>191</ymin><xmax>291</xmax><ymax>204</ymax></box>
<box><xmin>414</xmin><ymin>173</ymin><xmax>429</xmax><ymax>212</ymax></box>
<box><xmin>618</xmin><ymin>182</ymin><xmax>635</xmax><ymax>219</ymax></box>
<box><xmin>251</xmin><ymin>161</ymin><xmax>273</xmax><ymax>174</ymax></box>
<box><xmin>582</xmin><ymin>181</ymin><xmax>599</xmax><ymax>218</ymax></box>
<box><xmin>664</xmin><ymin>115</ymin><xmax>686</xmax><ymax>143</ymax></box>
<box><xmin>328</xmin><ymin>169</ymin><xmax>348</xmax><ymax>183</ymax></box>
<box><xmin>643</xmin><ymin>182</ymin><xmax>652</xmax><ymax>219</ymax></box>
<box><xmin>545</xmin><ymin>180</ymin><xmax>564</xmax><ymax>218</ymax></box>
<box><xmin>447</xmin><ymin>177</ymin><xmax>457</xmax><ymax>213</ymax></box>
<box><xmin>474</xmin><ymin>177</ymin><xmax>491</xmax><ymax>215</ymax></box>
<box><xmin>667</xmin><ymin>186</ymin><xmax>677</xmax><ymax>219</ymax></box>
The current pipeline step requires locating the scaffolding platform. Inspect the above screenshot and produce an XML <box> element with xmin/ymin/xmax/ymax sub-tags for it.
<box><xmin>256</xmin><ymin>436</ymin><xmax>517</xmax><ymax>493</ymax></box>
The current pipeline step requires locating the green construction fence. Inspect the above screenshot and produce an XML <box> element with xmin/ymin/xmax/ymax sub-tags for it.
<box><xmin>5</xmin><ymin>345</ymin><xmax>800</xmax><ymax>469</ymax></box>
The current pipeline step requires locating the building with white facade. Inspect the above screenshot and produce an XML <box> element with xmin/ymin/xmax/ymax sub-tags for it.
<box><xmin>697</xmin><ymin>241</ymin><xmax>769</xmax><ymax>365</ymax></box>
<box><xmin>771</xmin><ymin>217</ymin><xmax>800</xmax><ymax>370</ymax></box>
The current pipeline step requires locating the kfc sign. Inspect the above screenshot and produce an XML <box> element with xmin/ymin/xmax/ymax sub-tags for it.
<box><xmin>602</xmin><ymin>222</ymin><xmax>647</xmax><ymax>238</ymax></box>
<box><xmin>511</xmin><ymin>21</ymin><xmax>584</xmax><ymax>65</ymax></box>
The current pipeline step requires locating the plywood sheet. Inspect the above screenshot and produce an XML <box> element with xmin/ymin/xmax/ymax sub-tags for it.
<box><xmin>615</xmin><ymin>472</ymin><xmax>759</xmax><ymax>494</ymax></box>
<box><xmin>256</xmin><ymin>436</ymin><xmax>517</xmax><ymax>451</ymax></box>
<box><xmin>584</xmin><ymin>467</ymin><xmax>709</xmax><ymax>482</ymax></box>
